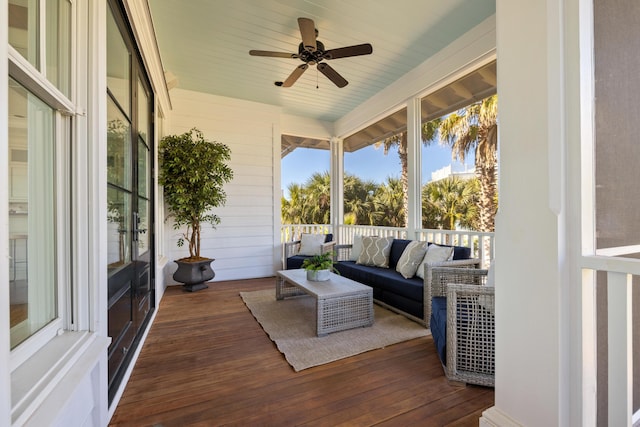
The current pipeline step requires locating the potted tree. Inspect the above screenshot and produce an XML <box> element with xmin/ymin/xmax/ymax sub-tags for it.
<box><xmin>301</xmin><ymin>251</ymin><xmax>338</xmax><ymax>281</ymax></box>
<box><xmin>159</xmin><ymin>128</ymin><xmax>233</xmax><ymax>291</ymax></box>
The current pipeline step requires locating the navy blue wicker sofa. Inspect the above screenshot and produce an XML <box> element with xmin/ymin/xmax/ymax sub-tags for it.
<box><xmin>331</xmin><ymin>238</ymin><xmax>479</xmax><ymax>325</ymax></box>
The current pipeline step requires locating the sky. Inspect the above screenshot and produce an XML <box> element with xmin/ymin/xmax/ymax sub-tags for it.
<box><xmin>281</xmin><ymin>143</ymin><xmax>475</xmax><ymax>198</ymax></box>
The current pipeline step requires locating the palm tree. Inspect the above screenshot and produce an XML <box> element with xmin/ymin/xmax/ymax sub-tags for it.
<box><xmin>281</xmin><ymin>183</ymin><xmax>308</xmax><ymax>224</ymax></box>
<box><xmin>376</xmin><ymin>119</ymin><xmax>441</xmax><ymax>226</ymax></box>
<box><xmin>370</xmin><ymin>177</ymin><xmax>405</xmax><ymax>227</ymax></box>
<box><xmin>343</xmin><ymin>174</ymin><xmax>377</xmax><ymax>225</ymax></box>
<box><xmin>437</xmin><ymin>95</ymin><xmax>498</xmax><ymax>232</ymax></box>
<box><xmin>422</xmin><ymin>177</ymin><xmax>479</xmax><ymax>230</ymax></box>
<box><xmin>304</xmin><ymin>172</ymin><xmax>331</xmax><ymax>224</ymax></box>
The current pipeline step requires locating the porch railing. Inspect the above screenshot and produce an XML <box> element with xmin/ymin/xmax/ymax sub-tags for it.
<box><xmin>281</xmin><ymin>224</ymin><xmax>494</xmax><ymax>267</ymax></box>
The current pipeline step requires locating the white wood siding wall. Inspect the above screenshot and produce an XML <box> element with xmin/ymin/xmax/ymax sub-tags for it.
<box><xmin>166</xmin><ymin>88</ymin><xmax>281</xmax><ymax>281</ymax></box>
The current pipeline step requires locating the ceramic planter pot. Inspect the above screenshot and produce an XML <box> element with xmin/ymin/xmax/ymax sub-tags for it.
<box><xmin>173</xmin><ymin>258</ymin><xmax>215</xmax><ymax>292</ymax></box>
<box><xmin>306</xmin><ymin>269</ymin><xmax>330</xmax><ymax>281</ymax></box>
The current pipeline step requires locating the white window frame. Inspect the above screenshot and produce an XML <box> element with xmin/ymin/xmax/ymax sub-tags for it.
<box><xmin>4</xmin><ymin>1</ymin><xmax>108</xmax><ymax>424</ymax></box>
<box><xmin>7</xmin><ymin>63</ymin><xmax>71</xmax><ymax>370</ymax></box>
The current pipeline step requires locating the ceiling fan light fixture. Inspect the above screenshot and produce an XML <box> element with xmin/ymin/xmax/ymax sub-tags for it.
<box><xmin>249</xmin><ymin>17</ymin><xmax>373</xmax><ymax>88</ymax></box>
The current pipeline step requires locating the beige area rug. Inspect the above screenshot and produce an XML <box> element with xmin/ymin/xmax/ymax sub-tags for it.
<box><xmin>240</xmin><ymin>289</ymin><xmax>430</xmax><ymax>372</ymax></box>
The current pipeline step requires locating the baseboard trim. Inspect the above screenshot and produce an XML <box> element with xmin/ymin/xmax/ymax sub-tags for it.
<box><xmin>480</xmin><ymin>407</ymin><xmax>523</xmax><ymax>427</ymax></box>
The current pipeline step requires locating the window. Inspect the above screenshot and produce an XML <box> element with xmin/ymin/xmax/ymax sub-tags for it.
<box><xmin>8</xmin><ymin>77</ymin><xmax>58</xmax><ymax>349</ymax></box>
<box><xmin>7</xmin><ymin>0</ymin><xmax>73</xmax><ymax>365</ymax></box>
<box><xmin>9</xmin><ymin>0</ymin><xmax>72</xmax><ymax>97</ymax></box>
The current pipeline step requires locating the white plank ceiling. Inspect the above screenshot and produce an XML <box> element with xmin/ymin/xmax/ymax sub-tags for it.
<box><xmin>148</xmin><ymin>0</ymin><xmax>496</xmax><ymax>125</ymax></box>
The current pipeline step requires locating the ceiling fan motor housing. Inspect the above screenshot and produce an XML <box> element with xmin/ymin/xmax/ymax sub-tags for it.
<box><xmin>298</xmin><ymin>40</ymin><xmax>326</xmax><ymax>65</ymax></box>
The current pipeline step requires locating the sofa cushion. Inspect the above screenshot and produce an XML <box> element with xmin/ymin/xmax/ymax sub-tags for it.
<box><xmin>297</xmin><ymin>233</ymin><xmax>326</xmax><ymax>256</ymax></box>
<box><xmin>349</xmin><ymin>234</ymin><xmax>368</xmax><ymax>261</ymax></box>
<box><xmin>336</xmin><ymin>261</ymin><xmax>423</xmax><ymax>302</ymax></box>
<box><xmin>335</xmin><ymin>261</ymin><xmax>384</xmax><ymax>288</ymax></box>
<box><xmin>430</xmin><ymin>296</ymin><xmax>447</xmax><ymax>364</ymax></box>
<box><xmin>357</xmin><ymin>236</ymin><xmax>394</xmax><ymax>268</ymax></box>
<box><xmin>395</xmin><ymin>240</ymin><xmax>428</xmax><ymax>278</ymax></box>
<box><xmin>370</xmin><ymin>268</ymin><xmax>424</xmax><ymax>302</ymax></box>
<box><xmin>388</xmin><ymin>239</ymin><xmax>412</xmax><ymax>269</ymax></box>
<box><xmin>436</xmin><ymin>243</ymin><xmax>471</xmax><ymax>260</ymax></box>
<box><xmin>286</xmin><ymin>255</ymin><xmax>307</xmax><ymax>270</ymax></box>
<box><xmin>415</xmin><ymin>244</ymin><xmax>454</xmax><ymax>279</ymax></box>
<box><xmin>381</xmin><ymin>292</ymin><xmax>423</xmax><ymax>319</ymax></box>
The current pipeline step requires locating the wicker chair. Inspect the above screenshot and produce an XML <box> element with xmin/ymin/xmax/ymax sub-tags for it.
<box><xmin>429</xmin><ymin>267</ymin><xmax>495</xmax><ymax>387</ymax></box>
<box><xmin>283</xmin><ymin>236</ymin><xmax>336</xmax><ymax>269</ymax></box>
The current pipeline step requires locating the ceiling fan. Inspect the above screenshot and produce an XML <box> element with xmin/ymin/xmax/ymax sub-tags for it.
<box><xmin>249</xmin><ymin>17</ymin><xmax>373</xmax><ymax>88</ymax></box>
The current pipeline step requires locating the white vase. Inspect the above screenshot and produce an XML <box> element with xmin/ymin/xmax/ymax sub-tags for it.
<box><xmin>306</xmin><ymin>269</ymin><xmax>330</xmax><ymax>281</ymax></box>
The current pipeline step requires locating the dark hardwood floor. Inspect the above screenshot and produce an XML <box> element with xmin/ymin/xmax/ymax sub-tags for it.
<box><xmin>109</xmin><ymin>277</ymin><xmax>494</xmax><ymax>426</ymax></box>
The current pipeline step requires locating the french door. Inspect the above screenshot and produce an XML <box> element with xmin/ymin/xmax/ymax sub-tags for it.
<box><xmin>106</xmin><ymin>1</ymin><xmax>155</xmax><ymax>403</ymax></box>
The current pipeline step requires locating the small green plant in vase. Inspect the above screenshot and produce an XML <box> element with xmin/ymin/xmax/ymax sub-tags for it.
<box><xmin>301</xmin><ymin>251</ymin><xmax>338</xmax><ymax>281</ymax></box>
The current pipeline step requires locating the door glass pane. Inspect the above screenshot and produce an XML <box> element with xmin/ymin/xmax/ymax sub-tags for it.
<box><xmin>8</xmin><ymin>78</ymin><xmax>57</xmax><ymax>349</ymax></box>
<box><xmin>107</xmin><ymin>188</ymin><xmax>131</xmax><ymax>271</ymax></box>
<box><xmin>137</xmin><ymin>80</ymin><xmax>150</xmax><ymax>143</ymax></box>
<box><xmin>46</xmin><ymin>0</ymin><xmax>72</xmax><ymax>97</ymax></box>
<box><xmin>138</xmin><ymin>138</ymin><xmax>149</xmax><ymax>198</ymax></box>
<box><xmin>107</xmin><ymin>98</ymin><xmax>131</xmax><ymax>190</ymax></box>
<box><xmin>107</xmin><ymin>7</ymin><xmax>130</xmax><ymax>116</ymax></box>
<box><xmin>137</xmin><ymin>198</ymin><xmax>149</xmax><ymax>256</ymax></box>
<box><xmin>9</xmin><ymin>0</ymin><xmax>39</xmax><ymax>68</ymax></box>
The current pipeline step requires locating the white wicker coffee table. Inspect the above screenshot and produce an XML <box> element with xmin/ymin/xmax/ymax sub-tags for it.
<box><xmin>276</xmin><ymin>269</ymin><xmax>374</xmax><ymax>336</ymax></box>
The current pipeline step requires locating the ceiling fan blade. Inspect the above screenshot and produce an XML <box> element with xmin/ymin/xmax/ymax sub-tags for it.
<box><xmin>249</xmin><ymin>50</ymin><xmax>299</xmax><ymax>59</ymax></box>
<box><xmin>282</xmin><ymin>64</ymin><xmax>308</xmax><ymax>87</ymax></box>
<box><xmin>298</xmin><ymin>17</ymin><xmax>317</xmax><ymax>52</ymax></box>
<box><xmin>323</xmin><ymin>43</ymin><xmax>373</xmax><ymax>60</ymax></box>
<box><xmin>317</xmin><ymin>63</ymin><xmax>348</xmax><ymax>88</ymax></box>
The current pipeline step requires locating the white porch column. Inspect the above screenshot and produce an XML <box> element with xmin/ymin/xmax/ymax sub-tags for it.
<box><xmin>330</xmin><ymin>137</ymin><xmax>344</xmax><ymax>242</ymax></box>
<box><xmin>406</xmin><ymin>97</ymin><xmax>422</xmax><ymax>238</ymax></box>
<box><xmin>484</xmin><ymin>1</ymin><xmax>574</xmax><ymax>426</ymax></box>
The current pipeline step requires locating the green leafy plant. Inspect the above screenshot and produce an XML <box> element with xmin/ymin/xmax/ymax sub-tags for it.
<box><xmin>301</xmin><ymin>251</ymin><xmax>338</xmax><ymax>272</ymax></box>
<box><xmin>159</xmin><ymin>128</ymin><xmax>233</xmax><ymax>261</ymax></box>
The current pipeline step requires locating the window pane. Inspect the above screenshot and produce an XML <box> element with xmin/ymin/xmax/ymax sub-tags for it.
<box><xmin>8</xmin><ymin>78</ymin><xmax>57</xmax><ymax>349</ymax></box>
<box><xmin>138</xmin><ymin>138</ymin><xmax>149</xmax><ymax>198</ymax></box>
<box><xmin>137</xmin><ymin>80</ymin><xmax>150</xmax><ymax>143</ymax></box>
<box><xmin>46</xmin><ymin>0</ymin><xmax>72</xmax><ymax>97</ymax></box>
<box><xmin>107</xmin><ymin>97</ymin><xmax>132</xmax><ymax>190</ymax></box>
<box><xmin>9</xmin><ymin>0</ymin><xmax>39</xmax><ymax>68</ymax></box>
<box><xmin>137</xmin><ymin>198</ymin><xmax>149</xmax><ymax>255</ymax></box>
<box><xmin>107</xmin><ymin>7</ymin><xmax>130</xmax><ymax>116</ymax></box>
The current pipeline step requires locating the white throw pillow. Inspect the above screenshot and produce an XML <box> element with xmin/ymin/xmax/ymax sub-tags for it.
<box><xmin>415</xmin><ymin>244</ymin><xmax>454</xmax><ymax>279</ymax></box>
<box><xmin>297</xmin><ymin>233</ymin><xmax>326</xmax><ymax>256</ymax></box>
<box><xmin>356</xmin><ymin>236</ymin><xmax>394</xmax><ymax>268</ymax></box>
<box><xmin>395</xmin><ymin>241</ymin><xmax>428</xmax><ymax>279</ymax></box>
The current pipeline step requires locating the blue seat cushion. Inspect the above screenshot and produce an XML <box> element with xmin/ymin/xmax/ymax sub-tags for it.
<box><xmin>335</xmin><ymin>261</ymin><xmax>423</xmax><ymax>302</ymax></box>
<box><xmin>388</xmin><ymin>239</ymin><xmax>412</xmax><ymax>269</ymax></box>
<box><xmin>430</xmin><ymin>296</ymin><xmax>447</xmax><ymax>364</ymax></box>
<box><xmin>381</xmin><ymin>292</ymin><xmax>423</xmax><ymax>319</ymax></box>
<box><xmin>286</xmin><ymin>255</ymin><xmax>307</xmax><ymax>269</ymax></box>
